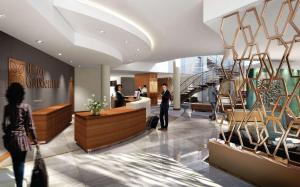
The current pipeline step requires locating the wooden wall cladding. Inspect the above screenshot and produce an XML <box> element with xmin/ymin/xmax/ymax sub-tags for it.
<box><xmin>75</xmin><ymin>108</ymin><xmax>146</xmax><ymax>152</ymax></box>
<box><xmin>135</xmin><ymin>73</ymin><xmax>158</xmax><ymax>105</ymax></box>
<box><xmin>149</xmin><ymin>93</ymin><xmax>158</xmax><ymax>105</ymax></box>
<box><xmin>69</xmin><ymin>78</ymin><xmax>74</xmax><ymax>113</ymax></box>
<box><xmin>32</xmin><ymin>104</ymin><xmax>72</xmax><ymax>143</ymax></box>
<box><xmin>134</xmin><ymin>73</ymin><xmax>151</xmax><ymax>90</ymax></box>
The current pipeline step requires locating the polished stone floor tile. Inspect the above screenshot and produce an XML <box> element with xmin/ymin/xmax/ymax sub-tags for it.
<box><xmin>0</xmin><ymin>110</ymin><xmax>253</xmax><ymax>187</ymax></box>
<box><xmin>80</xmin><ymin>153</ymin><xmax>224</xmax><ymax>187</ymax></box>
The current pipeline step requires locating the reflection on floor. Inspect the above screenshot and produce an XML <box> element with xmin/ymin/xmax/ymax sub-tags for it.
<box><xmin>0</xmin><ymin>108</ymin><xmax>253</xmax><ymax>187</ymax></box>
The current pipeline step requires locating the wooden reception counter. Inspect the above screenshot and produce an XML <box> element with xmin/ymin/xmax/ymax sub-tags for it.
<box><xmin>75</xmin><ymin>107</ymin><xmax>146</xmax><ymax>152</ymax></box>
<box><xmin>32</xmin><ymin>104</ymin><xmax>72</xmax><ymax>143</ymax></box>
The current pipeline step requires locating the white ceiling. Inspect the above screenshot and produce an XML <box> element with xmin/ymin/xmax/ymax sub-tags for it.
<box><xmin>0</xmin><ymin>0</ymin><xmax>223</xmax><ymax>67</ymax></box>
<box><xmin>89</xmin><ymin>0</ymin><xmax>224</xmax><ymax>61</ymax></box>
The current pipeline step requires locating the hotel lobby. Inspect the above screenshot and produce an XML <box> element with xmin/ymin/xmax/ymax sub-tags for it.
<box><xmin>1</xmin><ymin>0</ymin><xmax>300</xmax><ymax>186</ymax></box>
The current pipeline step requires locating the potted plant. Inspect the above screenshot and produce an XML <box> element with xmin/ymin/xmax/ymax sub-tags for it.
<box><xmin>86</xmin><ymin>94</ymin><xmax>108</xmax><ymax>115</ymax></box>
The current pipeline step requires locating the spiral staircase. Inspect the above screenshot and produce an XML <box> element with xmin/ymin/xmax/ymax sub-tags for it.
<box><xmin>180</xmin><ymin>58</ymin><xmax>239</xmax><ymax>103</ymax></box>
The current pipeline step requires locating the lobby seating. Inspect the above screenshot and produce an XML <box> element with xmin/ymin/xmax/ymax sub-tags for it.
<box><xmin>191</xmin><ymin>103</ymin><xmax>212</xmax><ymax>112</ymax></box>
<box><xmin>225</xmin><ymin>109</ymin><xmax>263</xmax><ymax>122</ymax></box>
<box><xmin>191</xmin><ymin>102</ymin><xmax>244</xmax><ymax>112</ymax></box>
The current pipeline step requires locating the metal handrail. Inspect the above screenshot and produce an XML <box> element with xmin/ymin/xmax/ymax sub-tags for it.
<box><xmin>180</xmin><ymin>70</ymin><xmax>211</xmax><ymax>93</ymax></box>
<box><xmin>180</xmin><ymin>58</ymin><xmax>220</xmax><ymax>88</ymax></box>
<box><xmin>180</xmin><ymin>63</ymin><xmax>237</xmax><ymax>94</ymax></box>
<box><xmin>180</xmin><ymin>70</ymin><xmax>214</xmax><ymax>93</ymax></box>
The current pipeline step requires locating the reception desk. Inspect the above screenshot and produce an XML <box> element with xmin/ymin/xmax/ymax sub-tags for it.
<box><xmin>126</xmin><ymin>97</ymin><xmax>151</xmax><ymax>117</ymax></box>
<box><xmin>75</xmin><ymin>107</ymin><xmax>146</xmax><ymax>152</ymax></box>
<box><xmin>32</xmin><ymin>104</ymin><xmax>72</xmax><ymax>143</ymax></box>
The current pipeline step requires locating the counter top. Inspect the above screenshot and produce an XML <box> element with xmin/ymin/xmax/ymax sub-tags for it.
<box><xmin>32</xmin><ymin>104</ymin><xmax>73</xmax><ymax>143</ymax></box>
<box><xmin>125</xmin><ymin>96</ymin><xmax>140</xmax><ymax>103</ymax></box>
<box><xmin>32</xmin><ymin>104</ymin><xmax>72</xmax><ymax>115</ymax></box>
<box><xmin>75</xmin><ymin>107</ymin><xmax>140</xmax><ymax>119</ymax></box>
<box><xmin>126</xmin><ymin>97</ymin><xmax>151</xmax><ymax>117</ymax></box>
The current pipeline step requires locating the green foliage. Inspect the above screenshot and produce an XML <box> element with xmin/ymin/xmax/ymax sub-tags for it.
<box><xmin>86</xmin><ymin>94</ymin><xmax>108</xmax><ymax>115</ymax></box>
<box><xmin>257</xmin><ymin>80</ymin><xmax>281</xmax><ymax>110</ymax></box>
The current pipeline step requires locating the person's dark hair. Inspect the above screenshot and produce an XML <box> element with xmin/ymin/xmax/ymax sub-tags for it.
<box><xmin>219</xmin><ymin>78</ymin><xmax>223</xmax><ymax>83</ymax></box>
<box><xmin>143</xmin><ymin>85</ymin><xmax>147</xmax><ymax>88</ymax></box>
<box><xmin>6</xmin><ymin>83</ymin><xmax>25</xmax><ymax>105</ymax></box>
<box><xmin>115</xmin><ymin>84</ymin><xmax>122</xmax><ymax>92</ymax></box>
<box><xmin>162</xmin><ymin>83</ymin><xmax>168</xmax><ymax>87</ymax></box>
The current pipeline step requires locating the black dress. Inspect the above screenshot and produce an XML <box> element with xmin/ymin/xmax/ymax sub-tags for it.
<box><xmin>160</xmin><ymin>90</ymin><xmax>171</xmax><ymax>128</ymax></box>
<box><xmin>115</xmin><ymin>91</ymin><xmax>125</xmax><ymax>108</ymax></box>
<box><xmin>2</xmin><ymin>103</ymin><xmax>37</xmax><ymax>152</ymax></box>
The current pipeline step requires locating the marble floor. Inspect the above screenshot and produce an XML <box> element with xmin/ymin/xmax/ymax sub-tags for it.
<box><xmin>0</xmin><ymin>108</ymin><xmax>253</xmax><ymax>187</ymax></box>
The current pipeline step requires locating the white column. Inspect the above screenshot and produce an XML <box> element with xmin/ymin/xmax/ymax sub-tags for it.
<box><xmin>74</xmin><ymin>66</ymin><xmax>101</xmax><ymax>112</ymax></box>
<box><xmin>173</xmin><ymin>59</ymin><xmax>181</xmax><ymax>110</ymax></box>
<box><xmin>101</xmin><ymin>64</ymin><xmax>111</xmax><ymax>108</ymax></box>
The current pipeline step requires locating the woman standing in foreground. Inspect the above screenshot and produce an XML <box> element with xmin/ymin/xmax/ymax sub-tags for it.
<box><xmin>2</xmin><ymin>83</ymin><xmax>38</xmax><ymax>187</ymax></box>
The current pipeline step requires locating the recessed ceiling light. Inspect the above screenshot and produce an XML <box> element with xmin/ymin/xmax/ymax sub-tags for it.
<box><xmin>125</xmin><ymin>40</ymin><xmax>129</xmax><ymax>44</ymax></box>
<box><xmin>100</xmin><ymin>30</ymin><xmax>105</xmax><ymax>34</ymax></box>
<box><xmin>58</xmin><ymin>53</ymin><xmax>62</xmax><ymax>56</ymax></box>
<box><xmin>35</xmin><ymin>40</ymin><xmax>43</xmax><ymax>44</ymax></box>
<box><xmin>0</xmin><ymin>14</ymin><xmax>6</xmax><ymax>19</ymax></box>
<box><xmin>136</xmin><ymin>48</ymin><xmax>140</xmax><ymax>52</ymax></box>
<box><xmin>70</xmin><ymin>60</ymin><xmax>73</xmax><ymax>63</ymax></box>
<box><xmin>78</xmin><ymin>0</ymin><xmax>154</xmax><ymax>49</ymax></box>
<box><xmin>135</xmin><ymin>54</ymin><xmax>138</xmax><ymax>57</ymax></box>
<box><xmin>78</xmin><ymin>65</ymin><xmax>81</xmax><ymax>68</ymax></box>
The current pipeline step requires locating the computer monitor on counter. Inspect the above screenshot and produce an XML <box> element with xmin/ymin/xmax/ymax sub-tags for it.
<box><xmin>134</xmin><ymin>90</ymin><xmax>140</xmax><ymax>99</ymax></box>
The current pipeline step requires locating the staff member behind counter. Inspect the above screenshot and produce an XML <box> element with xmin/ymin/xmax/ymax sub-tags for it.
<box><xmin>115</xmin><ymin>84</ymin><xmax>125</xmax><ymax>108</ymax></box>
<box><xmin>141</xmin><ymin>85</ymin><xmax>148</xmax><ymax>97</ymax></box>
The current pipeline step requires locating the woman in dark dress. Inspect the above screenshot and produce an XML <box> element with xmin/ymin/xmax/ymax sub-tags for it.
<box><xmin>114</xmin><ymin>84</ymin><xmax>125</xmax><ymax>108</ymax></box>
<box><xmin>2</xmin><ymin>83</ymin><xmax>38</xmax><ymax>187</ymax></box>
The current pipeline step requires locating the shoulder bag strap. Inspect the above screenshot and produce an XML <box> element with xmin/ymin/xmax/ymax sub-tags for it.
<box><xmin>35</xmin><ymin>145</ymin><xmax>42</xmax><ymax>160</ymax></box>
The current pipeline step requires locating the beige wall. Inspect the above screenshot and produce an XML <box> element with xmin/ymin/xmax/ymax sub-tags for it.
<box><xmin>75</xmin><ymin>66</ymin><xmax>102</xmax><ymax>112</ymax></box>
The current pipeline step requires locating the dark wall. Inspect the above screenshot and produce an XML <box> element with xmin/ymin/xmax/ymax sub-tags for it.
<box><xmin>0</xmin><ymin>31</ymin><xmax>74</xmax><ymax>155</ymax></box>
<box><xmin>121</xmin><ymin>77</ymin><xmax>135</xmax><ymax>96</ymax></box>
<box><xmin>0</xmin><ymin>31</ymin><xmax>74</xmax><ymax>115</ymax></box>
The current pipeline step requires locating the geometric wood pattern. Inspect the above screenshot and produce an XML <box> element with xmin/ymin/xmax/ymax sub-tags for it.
<box><xmin>217</xmin><ymin>0</ymin><xmax>300</xmax><ymax>166</ymax></box>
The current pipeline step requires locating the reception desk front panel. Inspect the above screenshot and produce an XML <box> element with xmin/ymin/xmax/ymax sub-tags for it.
<box><xmin>32</xmin><ymin>104</ymin><xmax>72</xmax><ymax>143</ymax></box>
<box><xmin>75</xmin><ymin>107</ymin><xmax>146</xmax><ymax>152</ymax></box>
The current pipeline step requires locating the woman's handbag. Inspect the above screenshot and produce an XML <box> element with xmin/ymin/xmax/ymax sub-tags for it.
<box><xmin>2</xmin><ymin>117</ymin><xmax>12</xmax><ymax>151</ymax></box>
<box><xmin>2</xmin><ymin>134</ymin><xmax>11</xmax><ymax>151</ymax></box>
<box><xmin>30</xmin><ymin>145</ymin><xmax>48</xmax><ymax>187</ymax></box>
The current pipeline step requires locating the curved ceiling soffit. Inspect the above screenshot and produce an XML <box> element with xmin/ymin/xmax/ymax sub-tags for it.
<box><xmin>27</xmin><ymin>0</ymin><xmax>122</xmax><ymax>63</ymax></box>
<box><xmin>75</xmin><ymin>0</ymin><xmax>154</xmax><ymax>49</ymax></box>
<box><xmin>53</xmin><ymin>0</ymin><xmax>154</xmax><ymax>60</ymax></box>
<box><xmin>74</xmin><ymin>33</ymin><xmax>123</xmax><ymax>62</ymax></box>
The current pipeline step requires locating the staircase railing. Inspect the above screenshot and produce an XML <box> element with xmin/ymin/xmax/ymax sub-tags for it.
<box><xmin>180</xmin><ymin>63</ymin><xmax>237</xmax><ymax>93</ymax></box>
<box><xmin>180</xmin><ymin>70</ymin><xmax>219</xmax><ymax>93</ymax></box>
<box><xmin>180</xmin><ymin>62</ymin><xmax>240</xmax><ymax>103</ymax></box>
